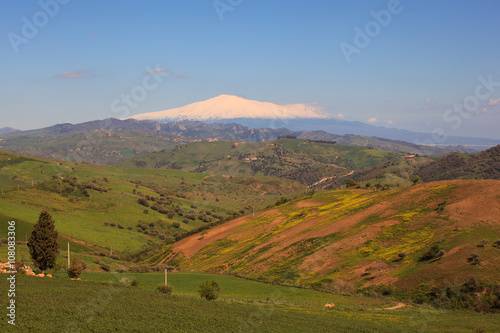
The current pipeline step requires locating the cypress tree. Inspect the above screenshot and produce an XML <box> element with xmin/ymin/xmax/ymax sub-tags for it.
<box><xmin>27</xmin><ymin>211</ymin><xmax>60</xmax><ymax>274</ymax></box>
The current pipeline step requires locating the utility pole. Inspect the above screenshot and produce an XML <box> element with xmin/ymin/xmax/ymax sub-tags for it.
<box><xmin>165</xmin><ymin>269</ymin><xmax>168</xmax><ymax>286</ymax></box>
<box><xmin>67</xmin><ymin>242</ymin><xmax>70</xmax><ymax>268</ymax></box>
<box><xmin>252</xmin><ymin>205</ymin><xmax>255</xmax><ymax>218</ymax></box>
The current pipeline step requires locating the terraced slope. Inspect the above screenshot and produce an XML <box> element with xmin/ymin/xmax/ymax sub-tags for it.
<box><xmin>162</xmin><ymin>180</ymin><xmax>500</xmax><ymax>291</ymax></box>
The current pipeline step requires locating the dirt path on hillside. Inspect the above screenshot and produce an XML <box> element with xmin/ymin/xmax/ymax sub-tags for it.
<box><xmin>377</xmin><ymin>302</ymin><xmax>406</xmax><ymax>310</ymax></box>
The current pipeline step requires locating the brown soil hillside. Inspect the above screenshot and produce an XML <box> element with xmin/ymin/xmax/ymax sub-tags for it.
<box><xmin>164</xmin><ymin>180</ymin><xmax>500</xmax><ymax>291</ymax></box>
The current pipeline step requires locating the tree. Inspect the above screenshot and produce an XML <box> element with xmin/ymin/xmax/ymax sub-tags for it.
<box><xmin>68</xmin><ymin>257</ymin><xmax>86</xmax><ymax>278</ymax></box>
<box><xmin>27</xmin><ymin>211</ymin><xmax>60</xmax><ymax>274</ymax></box>
<box><xmin>419</xmin><ymin>244</ymin><xmax>441</xmax><ymax>261</ymax></box>
<box><xmin>467</xmin><ymin>253</ymin><xmax>482</xmax><ymax>265</ymax></box>
<box><xmin>198</xmin><ymin>280</ymin><xmax>221</xmax><ymax>300</ymax></box>
<box><xmin>346</xmin><ymin>179</ymin><xmax>359</xmax><ymax>188</ymax></box>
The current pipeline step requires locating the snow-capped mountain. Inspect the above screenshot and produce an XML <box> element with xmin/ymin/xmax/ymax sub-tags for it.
<box><xmin>123</xmin><ymin>95</ymin><xmax>500</xmax><ymax>147</ymax></box>
<box><xmin>126</xmin><ymin>94</ymin><xmax>331</xmax><ymax>121</ymax></box>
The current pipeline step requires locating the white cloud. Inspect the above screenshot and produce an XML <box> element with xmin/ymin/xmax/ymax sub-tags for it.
<box><xmin>145</xmin><ymin>68</ymin><xmax>172</xmax><ymax>75</ymax></box>
<box><xmin>425</xmin><ymin>98</ymin><xmax>435</xmax><ymax>104</ymax></box>
<box><xmin>55</xmin><ymin>69</ymin><xmax>92</xmax><ymax>79</ymax></box>
<box><xmin>367</xmin><ymin>117</ymin><xmax>393</xmax><ymax>125</ymax></box>
<box><xmin>489</xmin><ymin>98</ymin><xmax>500</xmax><ymax>106</ymax></box>
<box><xmin>335</xmin><ymin>113</ymin><xmax>345</xmax><ymax>119</ymax></box>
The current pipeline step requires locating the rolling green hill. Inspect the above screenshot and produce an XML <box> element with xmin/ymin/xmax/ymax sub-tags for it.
<box><xmin>116</xmin><ymin>138</ymin><xmax>403</xmax><ymax>185</ymax></box>
<box><xmin>0</xmin><ymin>149</ymin><xmax>304</xmax><ymax>256</ymax></box>
<box><xmin>419</xmin><ymin>144</ymin><xmax>500</xmax><ymax>181</ymax></box>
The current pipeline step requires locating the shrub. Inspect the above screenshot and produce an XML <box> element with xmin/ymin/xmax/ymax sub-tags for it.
<box><xmin>100</xmin><ymin>263</ymin><xmax>111</xmax><ymax>272</ymax></box>
<box><xmin>173</xmin><ymin>222</ymin><xmax>180</xmax><ymax>228</ymax></box>
<box><xmin>156</xmin><ymin>284</ymin><xmax>174</xmax><ymax>294</ymax></box>
<box><xmin>130</xmin><ymin>265</ymin><xmax>151</xmax><ymax>273</ymax></box>
<box><xmin>138</xmin><ymin>197</ymin><xmax>149</xmax><ymax>207</ymax></box>
<box><xmin>131</xmin><ymin>278</ymin><xmax>141</xmax><ymax>287</ymax></box>
<box><xmin>398</xmin><ymin>252</ymin><xmax>407</xmax><ymax>258</ymax></box>
<box><xmin>419</xmin><ymin>244</ymin><xmax>442</xmax><ymax>261</ymax></box>
<box><xmin>435</xmin><ymin>249</ymin><xmax>446</xmax><ymax>258</ymax></box>
<box><xmin>198</xmin><ymin>280</ymin><xmax>220</xmax><ymax>300</ymax></box>
<box><xmin>275</xmin><ymin>197</ymin><xmax>288</xmax><ymax>206</ymax></box>
<box><xmin>494</xmin><ymin>240</ymin><xmax>500</xmax><ymax>248</ymax></box>
<box><xmin>117</xmin><ymin>224</ymin><xmax>124</xmax><ymax>229</ymax></box>
<box><xmin>109</xmin><ymin>222</ymin><xmax>116</xmax><ymax>227</ymax></box>
<box><xmin>478</xmin><ymin>240</ymin><xmax>489</xmax><ymax>247</ymax></box>
<box><xmin>346</xmin><ymin>179</ymin><xmax>359</xmax><ymax>188</ymax></box>
<box><xmin>67</xmin><ymin>257</ymin><xmax>86</xmax><ymax>278</ymax></box>
<box><xmin>164</xmin><ymin>236</ymin><xmax>175</xmax><ymax>244</ymax></box>
<box><xmin>467</xmin><ymin>253</ymin><xmax>482</xmax><ymax>265</ymax></box>
<box><xmin>119</xmin><ymin>278</ymin><xmax>131</xmax><ymax>285</ymax></box>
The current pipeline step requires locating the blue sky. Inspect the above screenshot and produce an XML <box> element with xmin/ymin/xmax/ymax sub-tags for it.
<box><xmin>1</xmin><ymin>0</ymin><xmax>499</xmax><ymax>139</ymax></box>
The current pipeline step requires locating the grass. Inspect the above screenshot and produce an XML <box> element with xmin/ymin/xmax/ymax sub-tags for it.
<box><xmin>0</xmin><ymin>149</ymin><xmax>305</xmax><ymax>254</ymax></box>
<box><xmin>0</xmin><ymin>274</ymin><xmax>498</xmax><ymax>332</ymax></box>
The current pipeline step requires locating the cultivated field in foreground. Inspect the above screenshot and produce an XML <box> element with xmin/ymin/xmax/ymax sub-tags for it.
<box><xmin>0</xmin><ymin>273</ymin><xmax>498</xmax><ymax>332</ymax></box>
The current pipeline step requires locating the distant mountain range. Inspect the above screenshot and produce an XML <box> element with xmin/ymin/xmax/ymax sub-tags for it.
<box><xmin>1</xmin><ymin>118</ymin><xmax>475</xmax><ymax>165</ymax></box>
<box><xmin>0</xmin><ymin>127</ymin><xmax>19</xmax><ymax>135</ymax></box>
<box><xmin>127</xmin><ymin>95</ymin><xmax>500</xmax><ymax>148</ymax></box>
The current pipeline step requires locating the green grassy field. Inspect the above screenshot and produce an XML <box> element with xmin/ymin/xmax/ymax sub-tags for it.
<box><xmin>0</xmin><ymin>149</ymin><xmax>304</xmax><ymax>254</ymax></box>
<box><xmin>1</xmin><ymin>273</ymin><xmax>499</xmax><ymax>332</ymax></box>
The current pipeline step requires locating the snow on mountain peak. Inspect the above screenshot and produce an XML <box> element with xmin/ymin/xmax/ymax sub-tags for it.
<box><xmin>126</xmin><ymin>95</ymin><xmax>331</xmax><ymax>121</ymax></box>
